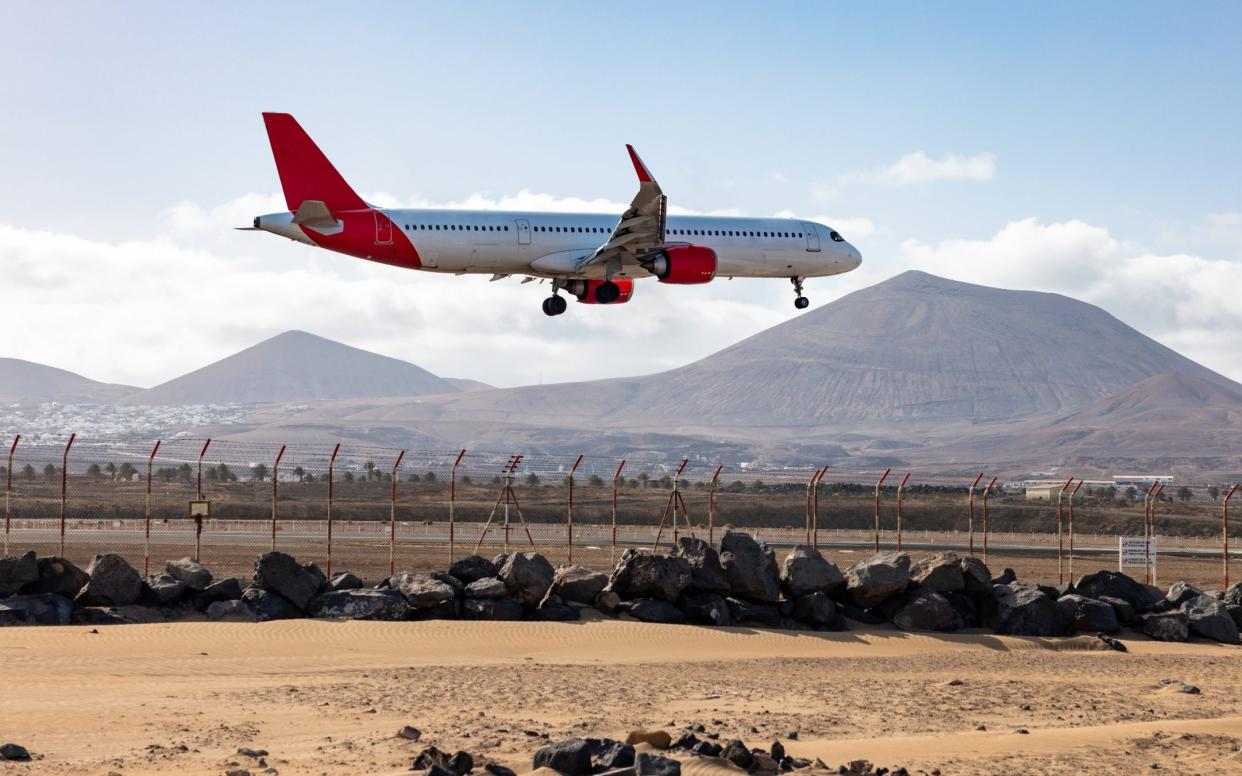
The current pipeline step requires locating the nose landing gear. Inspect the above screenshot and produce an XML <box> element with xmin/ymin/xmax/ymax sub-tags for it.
<box><xmin>791</xmin><ymin>277</ymin><xmax>809</xmax><ymax>310</ymax></box>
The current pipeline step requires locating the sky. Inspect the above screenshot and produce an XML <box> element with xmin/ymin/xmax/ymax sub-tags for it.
<box><xmin>2</xmin><ymin>1</ymin><xmax>1241</xmax><ymax>389</ymax></box>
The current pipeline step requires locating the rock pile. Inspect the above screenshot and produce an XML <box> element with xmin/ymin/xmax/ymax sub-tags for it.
<box><xmin>526</xmin><ymin>731</ymin><xmax>915</xmax><ymax>776</ymax></box>
<box><xmin>2</xmin><ymin>536</ymin><xmax>1241</xmax><ymax>645</ymax></box>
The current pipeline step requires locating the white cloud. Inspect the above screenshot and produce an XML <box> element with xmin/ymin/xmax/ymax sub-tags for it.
<box><xmin>810</xmin><ymin>151</ymin><xmax>996</xmax><ymax>199</ymax></box>
<box><xmin>901</xmin><ymin>217</ymin><xmax>1242</xmax><ymax>382</ymax></box>
<box><xmin>862</xmin><ymin>151</ymin><xmax>996</xmax><ymax>185</ymax></box>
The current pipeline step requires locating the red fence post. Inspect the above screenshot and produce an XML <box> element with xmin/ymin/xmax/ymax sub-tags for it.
<box><xmin>326</xmin><ymin>443</ymin><xmax>340</xmax><ymax>576</ymax></box>
<box><xmin>389</xmin><ymin>450</ymin><xmax>405</xmax><ymax>575</ymax></box>
<box><xmin>271</xmin><ymin>444</ymin><xmax>286</xmax><ymax>551</ymax></box>
<box><xmin>195</xmin><ymin>439</ymin><xmax>212</xmax><ymax>500</ymax></box>
<box><xmin>810</xmin><ymin>466</ymin><xmax>828</xmax><ymax>548</ymax></box>
<box><xmin>1225</xmin><ymin>484</ymin><xmax>1238</xmax><ymax>589</ymax></box>
<box><xmin>895</xmin><ymin>472</ymin><xmax>911</xmax><ymax>552</ymax></box>
<box><xmin>1067</xmin><ymin>478</ymin><xmax>1084</xmax><ymax>581</ymax></box>
<box><xmin>145</xmin><ymin>439</ymin><xmax>161</xmax><ymax>575</ymax></box>
<box><xmin>448</xmin><ymin>448</ymin><xmax>466</xmax><ymax>565</ymax></box>
<box><xmin>59</xmin><ymin>433</ymin><xmax>75</xmax><ymax>557</ymax></box>
<box><xmin>652</xmin><ymin>458</ymin><xmax>690</xmax><ymax>550</ymax></box>
<box><xmin>1055</xmin><ymin>476</ymin><xmax>1073</xmax><ymax>584</ymax></box>
<box><xmin>611</xmin><ymin>459</ymin><xmax>626</xmax><ymax>562</ymax></box>
<box><xmin>1148</xmin><ymin>482</ymin><xmax>1165</xmax><ymax>586</ymax></box>
<box><xmin>872</xmin><ymin>468</ymin><xmax>891</xmax><ymax>553</ymax></box>
<box><xmin>566</xmin><ymin>454</ymin><xmax>583</xmax><ymax>564</ymax></box>
<box><xmin>804</xmin><ymin>468</ymin><xmax>818</xmax><ymax>545</ymax></box>
<box><xmin>981</xmin><ymin>475</ymin><xmax>997</xmax><ymax>562</ymax></box>
<box><xmin>967</xmin><ymin>472</ymin><xmax>984</xmax><ymax>558</ymax></box>
<box><xmin>708</xmin><ymin>464</ymin><xmax>724</xmax><ymax>547</ymax></box>
<box><xmin>4</xmin><ymin>434</ymin><xmax>18</xmax><ymax>556</ymax></box>
<box><xmin>1143</xmin><ymin>481</ymin><xmax>1160</xmax><ymax>585</ymax></box>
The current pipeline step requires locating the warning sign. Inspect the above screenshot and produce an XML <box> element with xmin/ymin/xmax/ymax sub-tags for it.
<box><xmin>1119</xmin><ymin>536</ymin><xmax>1156</xmax><ymax>568</ymax></box>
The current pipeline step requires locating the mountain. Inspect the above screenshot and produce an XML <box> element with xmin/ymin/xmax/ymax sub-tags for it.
<box><xmin>312</xmin><ymin>270</ymin><xmax>1234</xmax><ymax>430</ymax></box>
<box><xmin>124</xmin><ymin>330</ymin><xmax>461</xmax><ymax>405</ymax></box>
<box><xmin>629</xmin><ymin>270</ymin><xmax>1235</xmax><ymax>426</ymax></box>
<box><xmin>0</xmin><ymin>358</ymin><xmax>138</xmax><ymax>404</ymax></box>
<box><xmin>933</xmin><ymin>371</ymin><xmax>1242</xmax><ymax>475</ymax></box>
<box><xmin>215</xmin><ymin>271</ymin><xmax>1242</xmax><ymax>476</ymax></box>
<box><xmin>443</xmin><ymin>378</ymin><xmax>495</xmax><ymax>393</ymax></box>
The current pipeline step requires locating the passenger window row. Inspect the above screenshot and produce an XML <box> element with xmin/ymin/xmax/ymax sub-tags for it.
<box><xmin>668</xmin><ymin>229</ymin><xmax>803</xmax><ymax>239</ymax></box>
<box><xmin>404</xmin><ymin>224</ymin><xmax>511</xmax><ymax>232</ymax></box>
<box><xmin>401</xmin><ymin>222</ymin><xmax>811</xmax><ymax>240</ymax></box>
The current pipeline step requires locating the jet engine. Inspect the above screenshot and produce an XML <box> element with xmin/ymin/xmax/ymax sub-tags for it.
<box><xmin>644</xmin><ymin>245</ymin><xmax>717</xmax><ymax>284</ymax></box>
<box><xmin>570</xmin><ymin>278</ymin><xmax>635</xmax><ymax>304</ymax></box>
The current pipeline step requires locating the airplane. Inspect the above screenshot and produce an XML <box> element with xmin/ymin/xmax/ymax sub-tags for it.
<box><xmin>246</xmin><ymin>113</ymin><xmax>861</xmax><ymax>316</ymax></box>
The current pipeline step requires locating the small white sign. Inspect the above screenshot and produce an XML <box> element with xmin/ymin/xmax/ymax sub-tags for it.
<box><xmin>1119</xmin><ymin>536</ymin><xmax>1156</xmax><ymax>568</ymax></box>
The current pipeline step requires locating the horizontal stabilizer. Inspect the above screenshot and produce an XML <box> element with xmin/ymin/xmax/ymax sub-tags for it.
<box><xmin>291</xmin><ymin>199</ymin><xmax>340</xmax><ymax>229</ymax></box>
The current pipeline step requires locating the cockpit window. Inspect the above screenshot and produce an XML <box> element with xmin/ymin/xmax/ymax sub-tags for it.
<box><xmin>829</xmin><ymin>230</ymin><xmax>845</xmax><ymax>242</ymax></box>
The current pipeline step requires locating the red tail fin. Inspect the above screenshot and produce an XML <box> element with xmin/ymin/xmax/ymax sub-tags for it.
<box><xmin>262</xmin><ymin>113</ymin><xmax>367</xmax><ymax>212</ymax></box>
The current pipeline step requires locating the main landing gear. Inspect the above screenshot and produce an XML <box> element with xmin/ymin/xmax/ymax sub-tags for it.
<box><xmin>791</xmin><ymin>277</ymin><xmax>809</xmax><ymax>310</ymax></box>
<box><xmin>541</xmin><ymin>294</ymin><xmax>568</xmax><ymax>317</ymax></box>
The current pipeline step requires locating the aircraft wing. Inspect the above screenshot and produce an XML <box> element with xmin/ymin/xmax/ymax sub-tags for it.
<box><xmin>575</xmin><ymin>145</ymin><xmax>667</xmax><ymax>274</ymax></box>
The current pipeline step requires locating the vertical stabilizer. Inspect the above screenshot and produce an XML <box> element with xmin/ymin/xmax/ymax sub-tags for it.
<box><xmin>262</xmin><ymin>112</ymin><xmax>367</xmax><ymax>212</ymax></box>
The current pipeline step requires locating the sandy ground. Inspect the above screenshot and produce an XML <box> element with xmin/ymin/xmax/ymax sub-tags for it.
<box><xmin>3</xmin><ymin>617</ymin><xmax>1242</xmax><ymax>775</ymax></box>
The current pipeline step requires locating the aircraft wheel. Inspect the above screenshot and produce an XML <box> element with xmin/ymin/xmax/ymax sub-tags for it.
<box><xmin>541</xmin><ymin>297</ymin><xmax>555</xmax><ymax>316</ymax></box>
<box><xmin>794</xmin><ymin>296</ymin><xmax>810</xmax><ymax>310</ymax></box>
<box><xmin>549</xmin><ymin>295</ymin><xmax>567</xmax><ymax>315</ymax></box>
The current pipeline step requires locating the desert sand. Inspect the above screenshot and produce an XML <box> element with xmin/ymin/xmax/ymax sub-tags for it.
<box><xmin>3</xmin><ymin>617</ymin><xmax>1242</xmax><ymax>775</ymax></box>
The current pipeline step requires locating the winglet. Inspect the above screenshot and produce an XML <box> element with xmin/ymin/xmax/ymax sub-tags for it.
<box><xmin>626</xmin><ymin>144</ymin><xmax>655</xmax><ymax>183</ymax></box>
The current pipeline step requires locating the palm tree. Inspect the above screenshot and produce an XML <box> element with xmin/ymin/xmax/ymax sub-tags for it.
<box><xmin>42</xmin><ymin>463</ymin><xmax>58</xmax><ymax>481</ymax></box>
<box><xmin>638</xmin><ymin>472</ymin><xmax>650</xmax><ymax>490</ymax></box>
<box><xmin>87</xmin><ymin>463</ymin><xmax>102</xmax><ymax>478</ymax></box>
<box><xmin>104</xmin><ymin>462</ymin><xmax>117</xmax><ymax>480</ymax></box>
<box><xmin>21</xmin><ymin>464</ymin><xmax>35</xmax><ymax>480</ymax></box>
<box><xmin>525</xmin><ymin>472</ymin><xmax>541</xmax><ymax>487</ymax></box>
<box><xmin>293</xmin><ymin>466</ymin><xmax>306</xmax><ymax>482</ymax></box>
<box><xmin>364</xmin><ymin>460</ymin><xmax>376</xmax><ymax>481</ymax></box>
<box><xmin>251</xmin><ymin>463</ymin><xmax>269</xmax><ymax>482</ymax></box>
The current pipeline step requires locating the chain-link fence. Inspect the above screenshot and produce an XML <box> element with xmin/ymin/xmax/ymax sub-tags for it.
<box><xmin>2</xmin><ymin>435</ymin><xmax>1239</xmax><ymax>586</ymax></box>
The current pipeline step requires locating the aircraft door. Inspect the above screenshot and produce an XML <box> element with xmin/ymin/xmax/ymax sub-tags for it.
<box><xmin>375</xmin><ymin>212</ymin><xmax>393</xmax><ymax>245</ymax></box>
<box><xmin>516</xmin><ymin>219</ymin><xmax>531</xmax><ymax>245</ymax></box>
<box><xmin>803</xmin><ymin>222</ymin><xmax>821</xmax><ymax>252</ymax></box>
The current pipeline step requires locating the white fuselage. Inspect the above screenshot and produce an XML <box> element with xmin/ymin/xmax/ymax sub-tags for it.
<box><xmin>265</xmin><ymin>208</ymin><xmax>862</xmax><ymax>280</ymax></box>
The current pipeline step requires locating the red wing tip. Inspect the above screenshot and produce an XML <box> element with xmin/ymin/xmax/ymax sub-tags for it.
<box><xmin>626</xmin><ymin>144</ymin><xmax>653</xmax><ymax>183</ymax></box>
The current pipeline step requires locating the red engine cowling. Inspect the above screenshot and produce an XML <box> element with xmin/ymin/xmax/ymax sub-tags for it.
<box><xmin>573</xmin><ymin>278</ymin><xmax>635</xmax><ymax>304</ymax></box>
<box><xmin>647</xmin><ymin>245</ymin><xmax>717</xmax><ymax>284</ymax></box>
